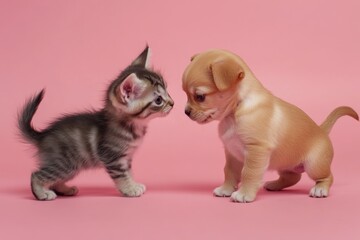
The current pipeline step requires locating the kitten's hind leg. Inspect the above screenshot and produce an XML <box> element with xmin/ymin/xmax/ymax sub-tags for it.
<box><xmin>31</xmin><ymin>172</ymin><xmax>57</xmax><ymax>201</ymax></box>
<box><xmin>31</xmin><ymin>162</ymin><xmax>77</xmax><ymax>200</ymax></box>
<box><xmin>51</xmin><ymin>182</ymin><xmax>79</xmax><ymax>196</ymax></box>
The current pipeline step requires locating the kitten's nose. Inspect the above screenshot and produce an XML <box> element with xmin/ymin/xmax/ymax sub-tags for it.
<box><xmin>167</xmin><ymin>95</ymin><xmax>174</xmax><ymax>107</ymax></box>
<box><xmin>185</xmin><ymin>109</ymin><xmax>191</xmax><ymax>116</ymax></box>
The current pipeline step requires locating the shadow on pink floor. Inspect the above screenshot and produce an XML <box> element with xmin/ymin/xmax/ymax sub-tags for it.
<box><xmin>2</xmin><ymin>182</ymin><xmax>312</xmax><ymax>201</ymax></box>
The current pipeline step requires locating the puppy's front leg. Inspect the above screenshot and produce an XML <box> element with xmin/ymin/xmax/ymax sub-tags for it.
<box><xmin>231</xmin><ymin>145</ymin><xmax>270</xmax><ymax>203</ymax></box>
<box><xmin>214</xmin><ymin>150</ymin><xmax>243</xmax><ymax>197</ymax></box>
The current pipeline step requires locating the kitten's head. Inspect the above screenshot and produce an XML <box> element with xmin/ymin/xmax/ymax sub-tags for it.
<box><xmin>107</xmin><ymin>46</ymin><xmax>174</xmax><ymax>120</ymax></box>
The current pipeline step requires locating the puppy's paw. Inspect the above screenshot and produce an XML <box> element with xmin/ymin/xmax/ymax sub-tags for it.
<box><xmin>264</xmin><ymin>180</ymin><xmax>283</xmax><ymax>191</ymax></box>
<box><xmin>309</xmin><ymin>186</ymin><xmax>329</xmax><ymax>198</ymax></box>
<box><xmin>213</xmin><ymin>185</ymin><xmax>236</xmax><ymax>197</ymax></box>
<box><xmin>119</xmin><ymin>182</ymin><xmax>146</xmax><ymax>197</ymax></box>
<box><xmin>230</xmin><ymin>190</ymin><xmax>256</xmax><ymax>203</ymax></box>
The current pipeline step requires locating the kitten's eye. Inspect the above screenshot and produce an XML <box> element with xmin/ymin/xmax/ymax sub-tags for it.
<box><xmin>154</xmin><ymin>96</ymin><xmax>163</xmax><ymax>105</ymax></box>
<box><xmin>194</xmin><ymin>94</ymin><xmax>205</xmax><ymax>102</ymax></box>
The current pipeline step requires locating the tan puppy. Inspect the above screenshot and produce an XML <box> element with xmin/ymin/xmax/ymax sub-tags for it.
<box><xmin>182</xmin><ymin>49</ymin><xmax>358</xmax><ymax>203</ymax></box>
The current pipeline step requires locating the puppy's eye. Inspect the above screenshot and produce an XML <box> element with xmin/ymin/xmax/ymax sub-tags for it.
<box><xmin>154</xmin><ymin>96</ymin><xmax>163</xmax><ymax>105</ymax></box>
<box><xmin>194</xmin><ymin>94</ymin><xmax>205</xmax><ymax>102</ymax></box>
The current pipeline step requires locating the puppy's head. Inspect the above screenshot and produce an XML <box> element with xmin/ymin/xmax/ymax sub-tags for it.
<box><xmin>182</xmin><ymin>50</ymin><xmax>245</xmax><ymax>124</ymax></box>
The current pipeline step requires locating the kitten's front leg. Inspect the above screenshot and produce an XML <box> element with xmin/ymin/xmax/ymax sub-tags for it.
<box><xmin>105</xmin><ymin>158</ymin><xmax>146</xmax><ymax>197</ymax></box>
<box><xmin>114</xmin><ymin>175</ymin><xmax>146</xmax><ymax>197</ymax></box>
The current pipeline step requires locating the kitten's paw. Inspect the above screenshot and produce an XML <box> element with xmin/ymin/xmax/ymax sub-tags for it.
<box><xmin>65</xmin><ymin>186</ymin><xmax>79</xmax><ymax>196</ymax></box>
<box><xmin>213</xmin><ymin>185</ymin><xmax>236</xmax><ymax>197</ymax></box>
<box><xmin>309</xmin><ymin>186</ymin><xmax>329</xmax><ymax>198</ymax></box>
<box><xmin>120</xmin><ymin>182</ymin><xmax>146</xmax><ymax>197</ymax></box>
<box><xmin>230</xmin><ymin>190</ymin><xmax>256</xmax><ymax>203</ymax></box>
<box><xmin>37</xmin><ymin>190</ymin><xmax>57</xmax><ymax>201</ymax></box>
<box><xmin>53</xmin><ymin>185</ymin><xmax>79</xmax><ymax>196</ymax></box>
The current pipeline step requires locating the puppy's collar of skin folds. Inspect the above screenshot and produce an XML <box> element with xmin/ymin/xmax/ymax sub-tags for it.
<box><xmin>217</xmin><ymin>99</ymin><xmax>239</xmax><ymax>121</ymax></box>
<box><xmin>218</xmin><ymin>89</ymin><xmax>241</xmax><ymax>121</ymax></box>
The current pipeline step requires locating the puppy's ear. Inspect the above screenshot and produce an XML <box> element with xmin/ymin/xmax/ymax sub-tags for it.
<box><xmin>210</xmin><ymin>58</ymin><xmax>244</xmax><ymax>91</ymax></box>
<box><xmin>190</xmin><ymin>54</ymin><xmax>199</xmax><ymax>61</ymax></box>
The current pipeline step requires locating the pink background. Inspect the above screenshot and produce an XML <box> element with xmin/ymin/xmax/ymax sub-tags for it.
<box><xmin>1</xmin><ymin>0</ymin><xmax>359</xmax><ymax>239</ymax></box>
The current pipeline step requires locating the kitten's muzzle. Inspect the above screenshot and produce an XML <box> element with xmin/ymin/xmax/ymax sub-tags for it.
<box><xmin>168</xmin><ymin>98</ymin><xmax>174</xmax><ymax>107</ymax></box>
<box><xmin>162</xmin><ymin>98</ymin><xmax>174</xmax><ymax>115</ymax></box>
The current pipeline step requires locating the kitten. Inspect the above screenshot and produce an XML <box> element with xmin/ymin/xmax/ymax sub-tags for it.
<box><xmin>18</xmin><ymin>46</ymin><xmax>174</xmax><ymax>201</ymax></box>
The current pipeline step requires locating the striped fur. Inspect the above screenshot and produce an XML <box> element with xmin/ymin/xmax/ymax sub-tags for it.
<box><xmin>18</xmin><ymin>47</ymin><xmax>174</xmax><ymax>200</ymax></box>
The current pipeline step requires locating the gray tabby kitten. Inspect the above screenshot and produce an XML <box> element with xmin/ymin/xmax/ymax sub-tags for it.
<box><xmin>18</xmin><ymin>47</ymin><xmax>174</xmax><ymax>201</ymax></box>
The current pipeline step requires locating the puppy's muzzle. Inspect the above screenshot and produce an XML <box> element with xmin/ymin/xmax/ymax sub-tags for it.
<box><xmin>185</xmin><ymin>108</ymin><xmax>192</xmax><ymax>117</ymax></box>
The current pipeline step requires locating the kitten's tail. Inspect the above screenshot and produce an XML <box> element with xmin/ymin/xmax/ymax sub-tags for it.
<box><xmin>18</xmin><ymin>89</ymin><xmax>45</xmax><ymax>144</ymax></box>
<box><xmin>320</xmin><ymin>106</ymin><xmax>359</xmax><ymax>134</ymax></box>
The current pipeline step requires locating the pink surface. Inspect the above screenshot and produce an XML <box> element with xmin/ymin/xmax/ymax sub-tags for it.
<box><xmin>1</xmin><ymin>0</ymin><xmax>360</xmax><ymax>239</ymax></box>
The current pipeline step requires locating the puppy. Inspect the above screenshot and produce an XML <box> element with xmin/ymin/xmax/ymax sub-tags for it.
<box><xmin>182</xmin><ymin>49</ymin><xmax>358</xmax><ymax>203</ymax></box>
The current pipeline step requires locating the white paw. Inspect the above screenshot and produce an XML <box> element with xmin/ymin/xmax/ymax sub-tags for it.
<box><xmin>230</xmin><ymin>190</ymin><xmax>256</xmax><ymax>203</ymax></box>
<box><xmin>309</xmin><ymin>186</ymin><xmax>329</xmax><ymax>198</ymax></box>
<box><xmin>120</xmin><ymin>182</ymin><xmax>146</xmax><ymax>197</ymax></box>
<box><xmin>213</xmin><ymin>185</ymin><xmax>236</xmax><ymax>197</ymax></box>
<box><xmin>38</xmin><ymin>190</ymin><xmax>57</xmax><ymax>201</ymax></box>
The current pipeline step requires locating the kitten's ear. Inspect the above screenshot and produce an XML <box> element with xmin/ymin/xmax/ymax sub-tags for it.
<box><xmin>131</xmin><ymin>46</ymin><xmax>151</xmax><ymax>69</ymax></box>
<box><xmin>117</xmin><ymin>73</ymin><xmax>146</xmax><ymax>103</ymax></box>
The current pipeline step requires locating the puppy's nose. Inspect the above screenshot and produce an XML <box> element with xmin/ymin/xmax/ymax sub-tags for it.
<box><xmin>185</xmin><ymin>109</ymin><xmax>191</xmax><ymax>116</ymax></box>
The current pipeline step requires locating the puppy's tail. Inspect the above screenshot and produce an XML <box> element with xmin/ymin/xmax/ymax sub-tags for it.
<box><xmin>17</xmin><ymin>89</ymin><xmax>45</xmax><ymax>144</ymax></box>
<box><xmin>320</xmin><ymin>106</ymin><xmax>359</xmax><ymax>134</ymax></box>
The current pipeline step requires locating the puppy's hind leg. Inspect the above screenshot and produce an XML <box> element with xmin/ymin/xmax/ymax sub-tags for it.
<box><xmin>264</xmin><ymin>171</ymin><xmax>302</xmax><ymax>191</ymax></box>
<box><xmin>214</xmin><ymin>150</ymin><xmax>243</xmax><ymax>197</ymax></box>
<box><xmin>309</xmin><ymin>173</ymin><xmax>333</xmax><ymax>198</ymax></box>
<box><xmin>306</xmin><ymin>142</ymin><xmax>334</xmax><ymax>198</ymax></box>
